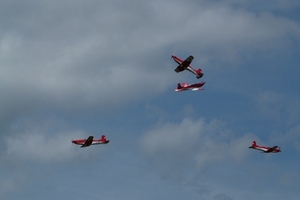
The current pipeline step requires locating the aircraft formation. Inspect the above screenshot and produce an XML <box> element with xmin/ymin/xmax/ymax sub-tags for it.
<box><xmin>171</xmin><ymin>55</ymin><xmax>205</xmax><ymax>92</ymax></box>
<box><xmin>71</xmin><ymin>54</ymin><xmax>281</xmax><ymax>153</ymax></box>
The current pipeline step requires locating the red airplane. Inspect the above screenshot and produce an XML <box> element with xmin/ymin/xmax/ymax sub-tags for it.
<box><xmin>249</xmin><ymin>141</ymin><xmax>281</xmax><ymax>153</ymax></box>
<box><xmin>175</xmin><ymin>81</ymin><xmax>205</xmax><ymax>92</ymax></box>
<box><xmin>171</xmin><ymin>55</ymin><xmax>204</xmax><ymax>79</ymax></box>
<box><xmin>72</xmin><ymin>135</ymin><xmax>109</xmax><ymax>148</ymax></box>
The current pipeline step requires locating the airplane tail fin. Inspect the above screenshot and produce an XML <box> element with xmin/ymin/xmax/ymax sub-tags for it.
<box><xmin>196</xmin><ymin>68</ymin><xmax>202</xmax><ymax>73</ymax></box>
<box><xmin>252</xmin><ymin>141</ymin><xmax>257</xmax><ymax>146</ymax></box>
<box><xmin>100</xmin><ymin>135</ymin><xmax>109</xmax><ymax>144</ymax></box>
<box><xmin>175</xmin><ymin>83</ymin><xmax>182</xmax><ymax>92</ymax></box>
<box><xmin>249</xmin><ymin>141</ymin><xmax>257</xmax><ymax>148</ymax></box>
<box><xmin>101</xmin><ymin>135</ymin><xmax>106</xmax><ymax>141</ymax></box>
<box><xmin>177</xmin><ymin>83</ymin><xmax>182</xmax><ymax>90</ymax></box>
<box><xmin>196</xmin><ymin>69</ymin><xmax>204</xmax><ymax>78</ymax></box>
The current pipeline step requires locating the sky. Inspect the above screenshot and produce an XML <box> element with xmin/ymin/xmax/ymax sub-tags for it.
<box><xmin>0</xmin><ymin>0</ymin><xmax>300</xmax><ymax>199</ymax></box>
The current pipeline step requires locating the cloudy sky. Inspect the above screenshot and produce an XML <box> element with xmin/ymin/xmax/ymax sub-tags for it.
<box><xmin>1</xmin><ymin>0</ymin><xmax>299</xmax><ymax>199</ymax></box>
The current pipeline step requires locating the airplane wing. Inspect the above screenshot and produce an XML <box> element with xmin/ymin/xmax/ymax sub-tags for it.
<box><xmin>181</xmin><ymin>56</ymin><xmax>194</xmax><ymax>67</ymax></box>
<box><xmin>81</xmin><ymin>136</ymin><xmax>93</xmax><ymax>148</ymax></box>
<box><xmin>174</xmin><ymin>65</ymin><xmax>185</xmax><ymax>73</ymax></box>
<box><xmin>265</xmin><ymin>146</ymin><xmax>278</xmax><ymax>153</ymax></box>
<box><xmin>174</xmin><ymin>56</ymin><xmax>194</xmax><ymax>73</ymax></box>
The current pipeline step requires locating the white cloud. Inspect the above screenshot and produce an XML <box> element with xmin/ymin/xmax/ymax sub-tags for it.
<box><xmin>0</xmin><ymin>1</ymin><xmax>299</xmax><ymax>199</ymax></box>
<box><xmin>5</xmin><ymin>129</ymin><xmax>87</xmax><ymax>162</ymax></box>
<box><xmin>140</xmin><ymin>118</ymin><xmax>255</xmax><ymax>173</ymax></box>
<box><xmin>0</xmin><ymin>0</ymin><xmax>299</xmax><ymax>121</ymax></box>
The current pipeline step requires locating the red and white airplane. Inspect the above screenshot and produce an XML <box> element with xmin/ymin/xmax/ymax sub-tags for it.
<box><xmin>175</xmin><ymin>81</ymin><xmax>205</xmax><ymax>92</ymax></box>
<box><xmin>249</xmin><ymin>141</ymin><xmax>281</xmax><ymax>153</ymax></box>
<box><xmin>72</xmin><ymin>135</ymin><xmax>109</xmax><ymax>148</ymax></box>
<box><xmin>171</xmin><ymin>55</ymin><xmax>204</xmax><ymax>79</ymax></box>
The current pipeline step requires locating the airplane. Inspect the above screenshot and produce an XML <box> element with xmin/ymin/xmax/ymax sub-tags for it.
<box><xmin>248</xmin><ymin>141</ymin><xmax>281</xmax><ymax>153</ymax></box>
<box><xmin>175</xmin><ymin>81</ymin><xmax>205</xmax><ymax>92</ymax></box>
<box><xmin>171</xmin><ymin>55</ymin><xmax>204</xmax><ymax>79</ymax></box>
<box><xmin>72</xmin><ymin>135</ymin><xmax>109</xmax><ymax>148</ymax></box>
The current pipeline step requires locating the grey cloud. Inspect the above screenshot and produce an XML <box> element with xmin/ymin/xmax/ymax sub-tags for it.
<box><xmin>0</xmin><ymin>1</ymin><xmax>299</xmax><ymax>199</ymax></box>
<box><xmin>1</xmin><ymin>0</ymin><xmax>299</xmax><ymax>124</ymax></box>
<box><xmin>1</xmin><ymin>118</ymin><xmax>93</xmax><ymax>162</ymax></box>
<box><xmin>5</xmin><ymin>130</ymin><xmax>86</xmax><ymax>162</ymax></box>
<box><xmin>140</xmin><ymin>118</ymin><xmax>255</xmax><ymax>175</ymax></box>
<box><xmin>214</xmin><ymin>193</ymin><xmax>234</xmax><ymax>200</ymax></box>
<box><xmin>0</xmin><ymin>179</ymin><xmax>15</xmax><ymax>198</ymax></box>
